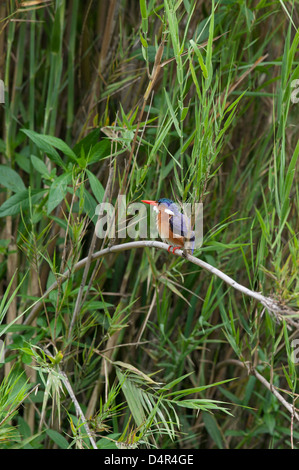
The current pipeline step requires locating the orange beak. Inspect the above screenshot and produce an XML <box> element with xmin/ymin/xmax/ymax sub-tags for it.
<box><xmin>141</xmin><ymin>200</ymin><xmax>158</xmax><ymax>206</ymax></box>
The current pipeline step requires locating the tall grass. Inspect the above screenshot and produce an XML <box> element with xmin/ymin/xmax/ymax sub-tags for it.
<box><xmin>0</xmin><ymin>0</ymin><xmax>298</xmax><ymax>449</ymax></box>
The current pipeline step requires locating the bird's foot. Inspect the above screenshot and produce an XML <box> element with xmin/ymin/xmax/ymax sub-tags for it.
<box><xmin>167</xmin><ymin>246</ymin><xmax>182</xmax><ymax>254</ymax></box>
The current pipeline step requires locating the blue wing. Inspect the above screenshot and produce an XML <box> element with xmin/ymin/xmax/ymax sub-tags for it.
<box><xmin>169</xmin><ymin>213</ymin><xmax>195</xmax><ymax>253</ymax></box>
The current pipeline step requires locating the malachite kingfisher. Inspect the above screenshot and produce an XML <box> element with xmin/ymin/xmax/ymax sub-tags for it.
<box><xmin>142</xmin><ymin>198</ymin><xmax>195</xmax><ymax>255</ymax></box>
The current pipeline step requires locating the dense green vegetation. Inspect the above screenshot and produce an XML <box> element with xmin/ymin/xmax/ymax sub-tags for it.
<box><xmin>0</xmin><ymin>0</ymin><xmax>298</xmax><ymax>449</ymax></box>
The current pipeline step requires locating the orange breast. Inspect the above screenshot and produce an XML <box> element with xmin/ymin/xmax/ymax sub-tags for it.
<box><xmin>157</xmin><ymin>210</ymin><xmax>184</xmax><ymax>247</ymax></box>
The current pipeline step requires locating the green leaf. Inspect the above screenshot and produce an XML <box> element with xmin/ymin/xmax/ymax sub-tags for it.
<box><xmin>21</xmin><ymin>129</ymin><xmax>66</xmax><ymax>168</ymax></box>
<box><xmin>159</xmin><ymin>372</ymin><xmax>193</xmax><ymax>392</ymax></box>
<box><xmin>0</xmin><ymin>271</ymin><xmax>24</xmax><ymax>326</ymax></box>
<box><xmin>164</xmin><ymin>88</ymin><xmax>183</xmax><ymax>138</ymax></box>
<box><xmin>160</xmin><ymin>277</ymin><xmax>190</xmax><ymax>305</ymax></box>
<box><xmin>83</xmin><ymin>187</ymin><xmax>98</xmax><ymax>223</ymax></box>
<box><xmin>174</xmin><ymin>398</ymin><xmax>231</xmax><ymax>413</ymax></box>
<box><xmin>47</xmin><ymin>172</ymin><xmax>72</xmax><ymax>214</ymax></box>
<box><xmin>21</xmin><ymin>353</ymin><xmax>33</xmax><ymax>365</ymax></box>
<box><xmin>50</xmin><ymin>6</ymin><xmax>62</xmax><ymax>53</ymax></box>
<box><xmin>205</xmin><ymin>0</ymin><xmax>215</xmax><ymax>86</ymax></box>
<box><xmin>180</xmin><ymin>106</ymin><xmax>189</xmax><ymax>121</ymax></box>
<box><xmin>42</xmin><ymin>135</ymin><xmax>78</xmax><ymax>163</ymax></box>
<box><xmin>0</xmin><ymin>189</ymin><xmax>46</xmax><ymax>217</ymax></box>
<box><xmin>202</xmin><ymin>411</ymin><xmax>224</xmax><ymax>448</ymax></box>
<box><xmin>97</xmin><ymin>436</ymin><xmax>119</xmax><ymax>449</ymax></box>
<box><xmin>39</xmin><ymin>135</ymin><xmax>78</xmax><ymax>163</ymax></box>
<box><xmin>46</xmin><ymin>429</ymin><xmax>69</xmax><ymax>449</ymax></box>
<box><xmin>113</xmin><ymin>361</ymin><xmax>157</xmax><ymax>384</ymax></box>
<box><xmin>30</xmin><ymin>155</ymin><xmax>50</xmax><ymax>176</ymax></box>
<box><xmin>140</xmin><ymin>32</ymin><xmax>148</xmax><ymax>48</ymax></box>
<box><xmin>0</xmin><ymin>165</ymin><xmax>26</xmax><ymax>192</ymax></box>
<box><xmin>281</xmin><ymin>139</ymin><xmax>299</xmax><ymax>221</ymax></box>
<box><xmin>73</xmin><ymin>129</ymin><xmax>101</xmax><ymax>156</ymax></box>
<box><xmin>190</xmin><ymin>39</ymin><xmax>208</xmax><ymax>79</ymax></box>
<box><xmin>87</xmin><ymin>139</ymin><xmax>111</xmax><ymax>165</ymax></box>
<box><xmin>139</xmin><ymin>0</ymin><xmax>147</xmax><ymax>20</ymax></box>
<box><xmin>86</xmin><ymin>169</ymin><xmax>105</xmax><ymax>203</ymax></box>
<box><xmin>164</xmin><ymin>378</ymin><xmax>237</xmax><ymax>398</ymax></box>
<box><xmin>15</xmin><ymin>152</ymin><xmax>31</xmax><ymax>174</ymax></box>
<box><xmin>116</xmin><ymin>370</ymin><xmax>146</xmax><ymax>429</ymax></box>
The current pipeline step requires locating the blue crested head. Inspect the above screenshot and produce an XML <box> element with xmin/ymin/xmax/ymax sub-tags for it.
<box><xmin>157</xmin><ymin>198</ymin><xmax>174</xmax><ymax>206</ymax></box>
<box><xmin>157</xmin><ymin>198</ymin><xmax>181</xmax><ymax>215</ymax></box>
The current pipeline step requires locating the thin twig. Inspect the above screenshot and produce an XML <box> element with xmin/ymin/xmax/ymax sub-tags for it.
<box><xmin>60</xmin><ymin>370</ymin><xmax>97</xmax><ymax>449</ymax></box>
<box><xmin>137</xmin><ymin>290</ymin><xmax>157</xmax><ymax>344</ymax></box>
<box><xmin>94</xmin><ymin>340</ymin><xmax>149</xmax><ymax>354</ymax></box>
<box><xmin>252</xmin><ymin>367</ymin><xmax>299</xmax><ymax>422</ymax></box>
<box><xmin>217</xmin><ymin>359</ymin><xmax>299</xmax><ymax>422</ymax></box>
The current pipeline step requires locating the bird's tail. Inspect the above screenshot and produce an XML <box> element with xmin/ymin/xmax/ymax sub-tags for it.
<box><xmin>184</xmin><ymin>232</ymin><xmax>195</xmax><ymax>255</ymax></box>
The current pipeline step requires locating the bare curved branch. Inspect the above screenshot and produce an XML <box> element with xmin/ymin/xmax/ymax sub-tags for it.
<box><xmin>23</xmin><ymin>241</ymin><xmax>298</xmax><ymax>328</ymax></box>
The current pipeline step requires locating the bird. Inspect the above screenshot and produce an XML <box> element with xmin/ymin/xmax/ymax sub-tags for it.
<box><xmin>141</xmin><ymin>198</ymin><xmax>195</xmax><ymax>255</ymax></box>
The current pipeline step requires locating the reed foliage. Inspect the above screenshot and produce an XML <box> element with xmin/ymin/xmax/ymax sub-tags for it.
<box><xmin>0</xmin><ymin>0</ymin><xmax>298</xmax><ymax>449</ymax></box>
